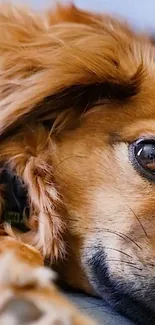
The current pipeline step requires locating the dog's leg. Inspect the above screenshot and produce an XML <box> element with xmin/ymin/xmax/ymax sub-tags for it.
<box><xmin>0</xmin><ymin>237</ymin><xmax>97</xmax><ymax>325</ymax></box>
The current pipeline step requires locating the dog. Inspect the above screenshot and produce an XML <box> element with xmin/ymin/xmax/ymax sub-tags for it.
<box><xmin>0</xmin><ymin>2</ymin><xmax>155</xmax><ymax>324</ymax></box>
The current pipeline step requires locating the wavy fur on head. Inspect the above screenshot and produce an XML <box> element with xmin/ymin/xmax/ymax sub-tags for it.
<box><xmin>0</xmin><ymin>3</ymin><xmax>147</xmax><ymax>136</ymax></box>
<box><xmin>0</xmin><ymin>2</ymin><xmax>152</xmax><ymax>263</ymax></box>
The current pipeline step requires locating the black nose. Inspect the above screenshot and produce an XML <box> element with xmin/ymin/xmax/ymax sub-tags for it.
<box><xmin>0</xmin><ymin>297</ymin><xmax>43</xmax><ymax>324</ymax></box>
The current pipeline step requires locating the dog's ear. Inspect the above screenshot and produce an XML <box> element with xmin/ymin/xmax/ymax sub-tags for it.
<box><xmin>0</xmin><ymin>3</ymin><xmax>144</xmax><ymax>138</ymax></box>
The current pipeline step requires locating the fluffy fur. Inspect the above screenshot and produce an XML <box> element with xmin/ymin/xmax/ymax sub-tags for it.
<box><xmin>0</xmin><ymin>2</ymin><xmax>155</xmax><ymax>325</ymax></box>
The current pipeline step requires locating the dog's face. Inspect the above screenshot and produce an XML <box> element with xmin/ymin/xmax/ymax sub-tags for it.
<box><xmin>1</xmin><ymin>3</ymin><xmax>155</xmax><ymax>324</ymax></box>
<box><xmin>54</xmin><ymin>87</ymin><xmax>155</xmax><ymax>324</ymax></box>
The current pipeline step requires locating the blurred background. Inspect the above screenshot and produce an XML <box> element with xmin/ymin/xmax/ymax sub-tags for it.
<box><xmin>16</xmin><ymin>0</ymin><xmax>155</xmax><ymax>32</ymax></box>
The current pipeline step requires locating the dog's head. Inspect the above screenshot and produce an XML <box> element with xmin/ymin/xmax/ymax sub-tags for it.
<box><xmin>1</xmin><ymin>3</ymin><xmax>155</xmax><ymax>324</ymax></box>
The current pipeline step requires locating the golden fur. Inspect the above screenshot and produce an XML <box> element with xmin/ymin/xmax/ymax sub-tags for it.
<box><xmin>0</xmin><ymin>2</ymin><xmax>154</xmax><ymax>324</ymax></box>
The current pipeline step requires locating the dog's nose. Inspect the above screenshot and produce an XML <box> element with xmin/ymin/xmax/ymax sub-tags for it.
<box><xmin>0</xmin><ymin>297</ymin><xmax>43</xmax><ymax>324</ymax></box>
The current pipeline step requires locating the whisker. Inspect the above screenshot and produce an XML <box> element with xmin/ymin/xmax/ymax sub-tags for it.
<box><xmin>68</xmin><ymin>226</ymin><xmax>143</xmax><ymax>250</ymax></box>
<box><xmin>103</xmin><ymin>247</ymin><xmax>133</xmax><ymax>259</ymax></box>
<box><xmin>132</xmin><ymin>274</ymin><xmax>147</xmax><ymax>278</ymax></box>
<box><xmin>54</xmin><ymin>155</ymin><xmax>87</xmax><ymax>172</ymax></box>
<box><xmin>102</xmin><ymin>229</ymin><xmax>143</xmax><ymax>250</ymax></box>
<box><xmin>125</xmin><ymin>204</ymin><xmax>149</xmax><ymax>239</ymax></box>
<box><xmin>105</xmin><ymin>259</ymin><xmax>143</xmax><ymax>271</ymax></box>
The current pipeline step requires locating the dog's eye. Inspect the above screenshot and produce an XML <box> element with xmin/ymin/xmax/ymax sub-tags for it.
<box><xmin>129</xmin><ymin>140</ymin><xmax>155</xmax><ymax>180</ymax></box>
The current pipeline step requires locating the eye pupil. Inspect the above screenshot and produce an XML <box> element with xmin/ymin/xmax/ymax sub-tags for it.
<box><xmin>137</xmin><ymin>145</ymin><xmax>155</xmax><ymax>159</ymax></box>
<box><xmin>135</xmin><ymin>142</ymin><xmax>155</xmax><ymax>173</ymax></box>
<box><xmin>129</xmin><ymin>139</ymin><xmax>155</xmax><ymax>180</ymax></box>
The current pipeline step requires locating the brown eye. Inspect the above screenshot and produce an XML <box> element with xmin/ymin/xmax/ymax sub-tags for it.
<box><xmin>136</xmin><ymin>142</ymin><xmax>155</xmax><ymax>172</ymax></box>
<box><xmin>129</xmin><ymin>140</ymin><xmax>155</xmax><ymax>180</ymax></box>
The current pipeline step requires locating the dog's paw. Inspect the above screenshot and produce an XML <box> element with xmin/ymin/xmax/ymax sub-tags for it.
<box><xmin>0</xmin><ymin>252</ymin><xmax>97</xmax><ymax>325</ymax></box>
<box><xmin>0</xmin><ymin>252</ymin><xmax>55</xmax><ymax>289</ymax></box>
<box><xmin>0</xmin><ymin>297</ymin><xmax>43</xmax><ymax>325</ymax></box>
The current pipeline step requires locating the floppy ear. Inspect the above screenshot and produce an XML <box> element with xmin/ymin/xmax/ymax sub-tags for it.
<box><xmin>0</xmin><ymin>3</ymin><xmax>142</xmax><ymax>138</ymax></box>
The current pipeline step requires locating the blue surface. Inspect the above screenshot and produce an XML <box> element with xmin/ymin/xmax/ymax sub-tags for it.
<box><xmin>17</xmin><ymin>0</ymin><xmax>155</xmax><ymax>32</ymax></box>
<box><xmin>66</xmin><ymin>292</ymin><xmax>134</xmax><ymax>325</ymax></box>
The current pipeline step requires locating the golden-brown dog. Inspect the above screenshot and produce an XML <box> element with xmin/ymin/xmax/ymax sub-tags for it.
<box><xmin>0</xmin><ymin>2</ymin><xmax>155</xmax><ymax>324</ymax></box>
